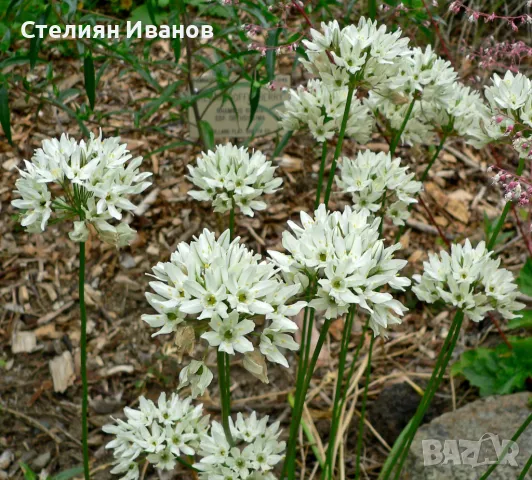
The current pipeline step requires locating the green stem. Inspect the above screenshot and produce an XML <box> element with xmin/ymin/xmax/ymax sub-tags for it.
<box><xmin>389</xmin><ymin>97</ymin><xmax>416</xmax><ymax>157</ymax></box>
<box><xmin>420</xmin><ymin>133</ymin><xmax>448</xmax><ymax>184</ymax></box>
<box><xmin>284</xmin><ymin>317</ymin><xmax>333</xmax><ymax>480</ymax></box>
<box><xmin>79</xmin><ymin>242</ymin><xmax>90</xmax><ymax>480</ymax></box>
<box><xmin>395</xmin><ymin>133</ymin><xmax>448</xmax><ymax>243</ymax></box>
<box><xmin>355</xmin><ymin>335</ymin><xmax>375</xmax><ymax>480</ymax></box>
<box><xmin>487</xmin><ymin>156</ymin><xmax>525</xmax><ymax>251</ymax></box>
<box><xmin>315</xmin><ymin>141</ymin><xmax>328</xmax><ymax>209</ymax></box>
<box><xmin>229</xmin><ymin>201</ymin><xmax>235</xmax><ymax>240</ymax></box>
<box><xmin>393</xmin><ymin>310</ymin><xmax>464</xmax><ymax>480</ymax></box>
<box><xmin>323</xmin><ymin>83</ymin><xmax>356</xmax><ymax>207</ymax></box>
<box><xmin>217</xmin><ymin>350</ymin><xmax>234</xmax><ymax>445</ymax></box>
<box><xmin>379</xmin><ymin>310</ymin><xmax>464</xmax><ymax>480</ymax></box>
<box><xmin>518</xmin><ymin>454</ymin><xmax>532</xmax><ymax>480</ymax></box>
<box><xmin>176</xmin><ymin>456</ymin><xmax>199</xmax><ymax>472</ymax></box>
<box><xmin>339</xmin><ymin>319</ymin><xmax>370</xmax><ymax>416</ymax></box>
<box><xmin>323</xmin><ymin>308</ymin><xmax>355</xmax><ymax>480</ymax></box>
<box><xmin>479</xmin><ymin>413</ymin><xmax>532</xmax><ymax>480</ymax></box>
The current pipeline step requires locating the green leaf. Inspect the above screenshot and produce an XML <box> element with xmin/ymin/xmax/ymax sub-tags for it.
<box><xmin>0</xmin><ymin>83</ymin><xmax>12</xmax><ymax>144</ymax></box>
<box><xmin>247</xmin><ymin>70</ymin><xmax>261</xmax><ymax>129</ymax></box>
<box><xmin>452</xmin><ymin>336</ymin><xmax>532</xmax><ymax>397</ymax></box>
<box><xmin>508</xmin><ymin>310</ymin><xmax>532</xmax><ymax>330</ymax></box>
<box><xmin>83</xmin><ymin>50</ymin><xmax>95</xmax><ymax>109</ymax></box>
<box><xmin>20</xmin><ymin>463</ymin><xmax>37</xmax><ymax>480</ymax></box>
<box><xmin>265</xmin><ymin>27</ymin><xmax>281</xmax><ymax>82</ymax></box>
<box><xmin>517</xmin><ymin>258</ymin><xmax>532</xmax><ymax>297</ymax></box>
<box><xmin>198</xmin><ymin>120</ymin><xmax>214</xmax><ymax>150</ymax></box>
<box><xmin>172</xmin><ymin>36</ymin><xmax>181</xmax><ymax>63</ymax></box>
<box><xmin>53</xmin><ymin>466</ymin><xmax>84</xmax><ymax>480</ymax></box>
<box><xmin>29</xmin><ymin>6</ymin><xmax>51</xmax><ymax>70</ymax></box>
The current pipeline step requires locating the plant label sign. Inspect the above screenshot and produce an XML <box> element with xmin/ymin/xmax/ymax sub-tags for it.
<box><xmin>189</xmin><ymin>75</ymin><xmax>291</xmax><ymax>139</ymax></box>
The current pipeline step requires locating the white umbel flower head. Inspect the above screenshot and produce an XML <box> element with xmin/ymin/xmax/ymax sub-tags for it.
<box><xmin>367</xmin><ymin>46</ymin><xmax>464</xmax><ymax>146</ymax></box>
<box><xmin>187</xmin><ymin>143</ymin><xmax>283</xmax><ymax>217</ymax></box>
<box><xmin>142</xmin><ymin>229</ymin><xmax>305</xmax><ymax>368</ymax></box>
<box><xmin>483</xmin><ymin>71</ymin><xmax>532</xmax><ymax>157</ymax></box>
<box><xmin>279</xmin><ymin>79</ymin><xmax>375</xmax><ymax>144</ymax></box>
<box><xmin>103</xmin><ymin>392</ymin><xmax>209</xmax><ymax>480</ymax></box>
<box><xmin>194</xmin><ymin>412</ymin><xmax>285</xmax><ymax>480</ymax></box>
<box><xmin>178</xmin><ymin>360</ymin><xmax>214</xmax><ymax>399</ymax></box>
<box><xmin>269</xmin><ymin>205</ymin><xmax>411</xmax><ymax>336</ymax></box>
<box><xmin>336</xmin><ymin>150</ymin><xmax>422</xmax><ymax>226</ymax></box>
<box><xmin>301</xmin><ymin>18</ymin><xmax>410</xmax><ymax>89</ymax></box>
<box><xmin>11</xmin><ymin>132</ymin><xmax>152</xmax><ymax>246</ymax></box>
<box><xmin>412</xmin><ymin>240</ymin><xmax>525</xmax><ymax>322</ymax></box>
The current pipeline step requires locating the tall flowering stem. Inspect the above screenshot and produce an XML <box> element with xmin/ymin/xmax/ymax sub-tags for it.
<box><xmin>284</xmin><ymin>317</ymin><xmax>333</xmax><ymax>480</ymax></box>
<box><xmin>323</xmin><ymin>83</ymin><xmax>356</xmax><ymax>207</ymax></box>
<box><xmin>323</xmin><ymin>307</ymin><xmax>355</xmax><ymax>480</ymax></box>
<box><xmin>389</xmin><ymin>97</ymin><xmax>416</xmax><ymax>157</ymax></box>
<box><xmin>229</xmin><ymin>200</ymin><xmax>236</xmax><ymax>239</ymax></box>
<box><xmin>378</xmin><ymin>310</ymin><xmax>464</xmax><ymax>480</ymax></box>
<box><xmin>315</xmin><ymin>141</ymin><xmax>328</xmax><ymax>209</ymax></box>
<box><xmin>479</xmin><ymin>413</ymin><xmax>532</xmax><ymax>480</ymax></box>
<box><xmin>217</xmin><ymin>350</ymin><xmax>234</xmax><ymax>445</ymax></box>
<box><xmin>79</xmin><ymin>241</ymin><xmax>90</xmax><ymax>480</ymax></box>
<box><xmin>487</xmin><ymin>156</ymin><xmax>526</xmax><ymax>251</ymax></box>
<box><xmin>355</xmin><ymin>334</ymin><xmax>375</xmax><ymax>480</ymax></box>
<box><xmin>379</xmin><ymin>97</ymin><xmax>417</xmax><ymax>236</ymax></box>
<box><xmin>395</xmin><ymin>131</ymin><xmax>450</xmax><ymax>243</ymax></box>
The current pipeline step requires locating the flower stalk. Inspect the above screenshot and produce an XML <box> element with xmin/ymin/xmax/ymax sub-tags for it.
<box><xmin>379</xmin><ymin>310</ymin><xmax>464</xmax><ymax>480</ymax></box>
<box><xmin>79</xmin><ymin>241</ymin><xmax>90</xmax><ymax>480</ymax></box>
<box><xmin>355</xmin><ymin>334</ymin><xmax>375</xmax><ymax>480</ymax></box>
<box><xmin>323</xmin><ymin>307</ymin><xmax>356</xmax><ymax>480</ymax></box>
<box><xmin>217</xmin><ymin>350</ymin><xmax>234</xmax><ymax>445</ymax></box>
<box><xmin>315</xmin><ymin>141</ymin><xmax>328</xmax><ymax>209</ymax></box>
<box><xmin>284</xmin><ymin>317</ymin><xmax>333</xmax><ymax>480</ymax></box>
<box><xmin>323</xmin><ymin>82</ymin><xmax>356</xmax><ymax>207</ymax></box>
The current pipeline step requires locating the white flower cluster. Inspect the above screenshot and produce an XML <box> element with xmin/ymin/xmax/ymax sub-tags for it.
<box><xmin>103</xmin><ymin>392</ymin><xmax>209</xmax><ymax>480</ymax></box>
<box><xmin>484</xmin><ymin>71</ymin><xmax>532</xmax><ymax>158</ymax></box>
<box><xmin>279</xmin><ymin>79</ymin><xmax>374</xmax><ymax>143</ymax></box>
<box><xmin>194</xmin><ymin>412</ymin><xmax>285</xmax><ymax>480</ymax></box>
<box><xmin>302</xmin><ymin>18</ymin><xmax>410</xmax><ymax>89</ymax></box>
<box><xmin>269</xmin><ymin>205</ymin><xmax>410</xmax><ymax>336</ymax></box>
<box><xmin>11</xmin><ymin>132</ymin><xmax>152</xmax><ymax>247</ymax></box>
<box><xmin>187</xmin><ymin>143</ymin><xmax>283</xmax><ymax>217</ymax></box>
<box><xmin>336</xmin><ymin>150</ymin><xmax>422</xmax><ymax>226</ymax></box>
<box><xmin>142</xmin><ymin>229</ymin><xmax>306</xmax><ymax>379</ymax></box>
<box><xmin>368</xmin><ymin>46</ymin><xmax>488</xmax><ymax>146</ymax></box>
<box><xmin>413</xmin><ymin>240</ymin><xmax>525</xmax><ymax>322</ymax></box>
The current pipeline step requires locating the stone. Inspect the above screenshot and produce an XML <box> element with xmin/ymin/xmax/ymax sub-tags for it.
<box><xmin>402</xmin><ymin>392</ymin><xmax>532</xmax><ymax>479</ymax></box>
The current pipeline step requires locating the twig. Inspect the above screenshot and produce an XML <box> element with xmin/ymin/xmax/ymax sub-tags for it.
<box><xmin>0</xmin><ymin>403</ymin><xmax>62</xmax><ymax>444</ymax></box>
<box><xmin>418</xmin><ymin>197</ymin><xmax>451</xmax><ymax>248</ymax></box>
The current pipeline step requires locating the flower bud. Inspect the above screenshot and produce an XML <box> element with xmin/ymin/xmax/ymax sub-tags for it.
<box><xmin>175</xmin><ymin>325</ymin><xmax>196</xmax><ymax>362</ymax></box>
<box><xmin>243</xmin><ymin>350</ymin><xmax>269</xmax><ymax>384</ymax></box>
<box><xmin>69</xmin><ymin>221</ymin><xmax>89</xmax><ymax>243</ymax></box>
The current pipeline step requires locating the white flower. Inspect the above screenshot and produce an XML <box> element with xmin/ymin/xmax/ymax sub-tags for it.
<box><xmin>11</xmin><ymin>132</ymin><xmax>152</xmax><ymax>246</ymax></box>
<box><xmin>269</xmin><ymin>205</ymin><xmax>410</xmax><ymax>336</ymax></box>
<box><xmin>103</xmin><ymin>392</ymin><xmax>209</xmax><ymax>480</ymax></box>
<box><xmin>413</xmin><ymin>240</ymin><xmax>525</xmax><ymax>322</ymax></box>
<box><xmin>195</xmin><ymin>413</ymin><xmax>285</xmax><ymax>480</ymax></box>
<box><xmin>178</xmin><ymin>360</ymin><xmax>214</xmax><ymax>398</ymax></box>
<box><xmin>143</xmin><ymin>229</ymin><xmax>305</xmax><ymax>366</ymax></box>
<box><xmin>187</xmin><ymin>143</ymin><xmax>282</xmax><ymax>217</ymax></box>
<box><xmin>336</xmin><ymin>150</ymin><xmax>422</xmax><ymax>225</ymax></box>
<box><xmin>279</xmin><ymin>79</ymin><xmax>374</xmax><ymax>144</ymax></box>
<box><xmin>301</xmin><ymin>18</ymin><xmax>410</xmax><ymax>89</ymax></box>
<box><xmin>201</xmin><ymin>311</ymin><xmax>255</xmax><ymax>355</ymax></box>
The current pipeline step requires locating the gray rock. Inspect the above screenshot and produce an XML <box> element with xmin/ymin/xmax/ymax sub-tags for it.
<box><xmin>402</xmin><ymin>392</ymin><xmax>531</xmax><ymax>479</ymax></box>
<box><xmin>31</xmin><ymin>450</ymin><xmax>51</xmax><ymax>470</ymax></box>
